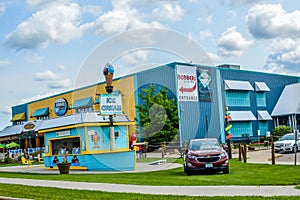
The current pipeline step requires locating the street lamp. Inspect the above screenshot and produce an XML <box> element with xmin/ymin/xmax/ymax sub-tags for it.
<box><xmin>103</xmin><ymin>63</ymin><xmax>115</xmax><ymax>151</ymax></box>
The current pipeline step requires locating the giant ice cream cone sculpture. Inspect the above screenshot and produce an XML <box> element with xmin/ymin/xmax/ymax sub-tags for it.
<box><xmin>103</xmin><ymin>63</ymin><xmax>114</xmax><ymax>93</ymax></box>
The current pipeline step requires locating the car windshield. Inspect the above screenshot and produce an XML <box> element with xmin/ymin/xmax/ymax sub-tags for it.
<box><xmin>279</xmin><ymin>134</ymin><xmax>300</xmax><ymax>141</ymax></box>
<box><xmin>189</xmin><ymin>139</ymin><xmax>221</xmax><ymax>151</ymax></box>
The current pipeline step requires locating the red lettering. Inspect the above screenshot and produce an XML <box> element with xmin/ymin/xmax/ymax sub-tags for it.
<box><xmin>178</xmin><ymin>74</ymin><xmax>196</xmax><ymax>81</ymax></box>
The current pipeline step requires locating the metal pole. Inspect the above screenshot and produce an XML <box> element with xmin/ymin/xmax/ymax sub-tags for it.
<box><xmin>206</xmin><ymin>115</ymin><xmax>208</xmax><ymax>138</ymax></box>
<box><xmin>294</xmin><ymin>114</ymin><xmax>297</xmax><ymax>166</ymax></box>
<box><xmin>103</xmin><ymin>63</ymin><xmax>115</xmax><ymax>152</ymax></box>
<box><xmin>109</xmin><ymin>115</ymin><xmax>115</xmax><ymax>151</ymax></box>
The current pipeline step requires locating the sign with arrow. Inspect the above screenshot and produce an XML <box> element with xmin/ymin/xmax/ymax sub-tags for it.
<box><xmin>177</xmin><ymin>65</ymin><xmax>198</xmax><ymax>102</ymax></box>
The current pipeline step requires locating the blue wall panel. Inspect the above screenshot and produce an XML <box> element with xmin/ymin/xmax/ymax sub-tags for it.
<box><xmin>220</xmin><ymin>68</ymin><xmax>299</xmax><ymax>138</ymax></box>
<box><xmin>11</xmin><ymin>104</ymin><xmax>28</xmax><ymax>124</ymax></box>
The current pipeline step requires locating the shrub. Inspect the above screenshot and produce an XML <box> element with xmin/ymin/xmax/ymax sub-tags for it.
<box><xmin>273</xmin><ymin>125</ymin><xmax>293</xmax><ymax>137</ymax></box>
<box><xmin>4</xmin><ymin>157</ymin><xmax>12</xmax><ymax>164</ymax></box>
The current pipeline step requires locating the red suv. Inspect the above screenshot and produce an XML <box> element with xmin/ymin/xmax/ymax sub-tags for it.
<box><xmin>184</xmin><ymin>138</ymin><xmax>229</xmax><ymax>175</ymax></box>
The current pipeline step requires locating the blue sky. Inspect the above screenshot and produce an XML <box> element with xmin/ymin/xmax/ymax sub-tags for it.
<box><xmin>0</xmin><ymin>0</ymin><xmax>299</xmax><ymax>130</ymax></box>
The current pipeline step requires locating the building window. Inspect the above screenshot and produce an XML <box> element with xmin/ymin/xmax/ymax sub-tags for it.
<box><xmin>258</xmin><ymin>121</ymin><xmax>268</xmax><ymax>136</ymax></box>
<box><xmin>230</xmin><ymin>121</ymin><xmax>253</xmax><ymax>137</ymax></box>
<box><xmin>225</xmin><ymin>91</ymin><xmax>250</xmax><ymax>106</ymax></box>
<box><xmin>16</xmin><ymin>121</ymin><xmax>24</xmax><ymax>125</ymax></box>
<box><xmin>77</xmin><ymin>106</ymin><xmax>93</xmax><ymax>113</ymax></box>
<box><xmin>256</xmin><ymin>92</ymin><xmax>266</xmax><ymax>107</ymax></box>
<box><xmin>37</xmin><ymin>116</ymin><xmax>49</xmax><ymax>120</ymax></box>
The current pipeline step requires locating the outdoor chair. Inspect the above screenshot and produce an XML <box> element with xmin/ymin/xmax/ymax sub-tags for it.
<box><xmin>38</xmin><ymin>154</ymin><xmax>44</xmax><ymax>163</ymax></box>
<box><xmin>21</xmin><ymin>156</ymin><xmax>34</xmax><ymax>166</ymax></box>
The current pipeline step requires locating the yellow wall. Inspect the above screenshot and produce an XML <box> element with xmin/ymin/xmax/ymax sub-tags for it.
<box><xmin>28</xmin><ymin>76</ymin><xmax>137</xmax><ymax>132</ymax></box>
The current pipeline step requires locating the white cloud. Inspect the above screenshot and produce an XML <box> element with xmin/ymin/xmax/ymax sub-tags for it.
<box><xmin>35</xmin><ymin>70</ymin><xmax>57</xmax><ymax>81</ymax></box>
<box><xmin>199</xmin><ymin>30</ymin><xmax>212</xmax><ymax>40</ymax></box>
<box><xmin>207</xmin><ymin>52</ymin><xmax>222</xmax><ymax>63</ymax></box>
<box><xmin>152</xmin><ymin>2</ymin><xmax>184</xmax><ymax>22</ymax></box>
<box><xmin>35</xmin><ymin>69</ymin><xmax>71</xmax><ymax>89</ymax></box>
<box><xmin>217</xmin><ymin>26</ymin><xmax>254</xmax><ymax>57</ymax></box>
<box><xmin>0</xmin><ymin>2</ymin><xmax>6</xmax><ymax>16</ymax></box>
<box><xmin>58</xmin><ymin>65</ymin><xmax>66</xmax><ymax>71</ymax></box>
<box><xmin>81</xmin><ymin>4</ymin><xmax>163</xmax><ymax>35</ymax></box>
<box><xmin>0</xmin><ymin>59</ymin><xmax>12</xmax><ymax>66</ymax></box>
<box><xmin>122</xmin><ymin>50</ymin><xmax>150</xmax><ymax>66</ymax></box>
<box><xmin>0</xmin><ymin>105</ymin><xmax>11</xmax><ymax>115</ymax></box>
<box><xmin>264</xmin><ymin>38</ymin><xmax>300</xmax><ymax>73</ymax></box>
<box><xmin>197</xmin><ymin>15</ymin><xmax>212</xmax><ymax>25</ymax></box>
<box><xmin>82</xmin><ymin>5</ymin><xmax>102</xmax><ymax>17</ymax></box>
<box><xmin>19</xmin><ymin>91</ymin><xmax>67</xmax><ymax>104</ymax></box>
<box><xmin>218</xmin><ymin>0</ymin><xmax>262</xmax><ymax>6</ymax></box>
<box><xmin>247</xmin><ymin>4</ymin><xmax>300</xmax><ymax>39</ymax></box>
<box><xmin>25</xmin><ymin>54</ymin><xmax>44</xmax><ymax>63</ymax></box>
<box><xmin>5</xmin><ymin>2</ymin><xmax>82</xmax><ymax>50</ymax></box>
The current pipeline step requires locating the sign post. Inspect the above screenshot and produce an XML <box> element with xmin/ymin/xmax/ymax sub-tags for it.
<box><xmin>257</xmin><ymin>130</ymin><xmax>260</xmax><ymax>150</ymax></box>
<box><xmin>224</xmin><ymin>106</ymin><xmax>232</xmax><ymax>159</ymax></box>
<box><xmin>103</xmin><ymin>63</ymin><xmax>115</xmax><ymax>151</ymax></box>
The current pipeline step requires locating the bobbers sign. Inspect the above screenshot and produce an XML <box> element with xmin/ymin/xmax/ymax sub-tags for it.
<box><xmin>177</xmin><ymin>65</ymin><xmax>198</xmax><ymax>102</ymax></box>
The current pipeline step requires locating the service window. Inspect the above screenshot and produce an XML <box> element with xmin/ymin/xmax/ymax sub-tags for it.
<box><xmin>51</xmin><ymin>137</ymin><xmax>80</xmax><ymax>155</ymax></box>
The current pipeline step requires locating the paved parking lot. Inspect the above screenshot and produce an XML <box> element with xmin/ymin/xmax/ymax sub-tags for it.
<box><xmin>232</xmin><ymin>148</ymin><xmax>300</xmax><ymax>165</ymax></box>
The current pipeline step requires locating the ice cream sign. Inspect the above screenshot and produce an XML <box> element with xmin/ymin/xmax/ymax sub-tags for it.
<box><xmin>100</xmin><ymin>93</ymin><xmax>123</xmax><ymax>115</ymax></box>
<box><xmin>177</xmin><ymin>65</ymin><xmax>199</xmax><ymax>102</ymax></box>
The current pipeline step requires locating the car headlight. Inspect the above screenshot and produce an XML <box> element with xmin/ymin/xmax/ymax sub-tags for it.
<box><xmin>284</xmin><ymin>143</ymin><xmax>292</xmax><ymax>147</ymax></box>
<box><xmin>220</xmin><ymin>153</ymin><xmax>227</xmax><ymax>158</ymax></box>
<box><xmin>187</xmin><ymin>154</ymin><xmax>197</xmax><ymax>159</ymax></box>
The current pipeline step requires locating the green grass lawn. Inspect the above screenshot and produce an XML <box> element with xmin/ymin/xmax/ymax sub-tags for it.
<box><xmin>0</xmin><ymin>158</ymin><xmax>300</xmax><ymax>186</ymax></box>
<box><xmin>0</xmin><ymin>159</ymin><xmax>299</xmax><ymax>199</ymax></box>
<box><xmin>0</xmin><ymin>183</ymin><xmax>298</xmax><ymax>200</ymax></box>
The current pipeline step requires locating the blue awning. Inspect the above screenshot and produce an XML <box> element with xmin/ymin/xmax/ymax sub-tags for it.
<box><xmin>71</xmin><ymin>97</ymin><xmax>93</xmax><ymax>109</ymax></box>
<box><xmin>32</xmin><ymin>107</ymin><xmax>49</xmax><ymax>117</ymax></box>
<box><xmin>94</xmin><ymin>96</ymin><xmax>100</xmax><ymax>104</ymax></box>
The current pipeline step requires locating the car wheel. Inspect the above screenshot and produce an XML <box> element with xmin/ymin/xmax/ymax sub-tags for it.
<box><xmin>186</xmin><ymin>170</ymin><xmax>192</xmax><ymax>176</ymax></box>
<box><xmin>223</xmin><ymin>167</ymin><xmax>229</xmax><ymax>174</ymax></box>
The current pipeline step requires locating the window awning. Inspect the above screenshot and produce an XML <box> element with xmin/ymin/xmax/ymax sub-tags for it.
<box><xmin>224</xmin><ymin>80</ymin><xmax>254</xmax><ymax>91</ymax></box>
<box><xmin>94</xmin><ymin>96</ymin><xmax>100</xmax><ymax>104</ymax></box>
<box><xmin>257</xmin><ymin>110</ymin><xmax>272</xmax><ymax>120</ymax></box>
<box><xmin>71</xmin><ymin>97</ymin><xmax>93</xmax><ymax>109</ymax></box>
<box><xmin>255</xmin><ymin>82</ymin><xmax>270</xmax><ymax>92</ymax></box>
<box><xmin>272</xmin><ymin>83</ymin><xmax>300</xmax><ymax>116</ymax></box>
<box><xmin>11</xmin><ymin>113</ymin><xmax>26</xmax><ymax>122</ymax></box>
<box><xmin>229</xmin><ymin>111</ymin><xmax>256</xmax><ymax>121</ymax></box>
<box><xmin>32</xmin><ymin>107</ymin><xmax>49</xmax><ymax>117</ymax></box>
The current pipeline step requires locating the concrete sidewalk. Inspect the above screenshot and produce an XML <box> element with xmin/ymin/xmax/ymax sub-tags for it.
<box><xmin>0</xmin><ymin>161</ymin><xmax>182</xmax><ymax>174</ymax></box>
<box><xmin>0</xmin><ymin>177</ymin><xmax>300</xmax><ymax>197</ymax></box>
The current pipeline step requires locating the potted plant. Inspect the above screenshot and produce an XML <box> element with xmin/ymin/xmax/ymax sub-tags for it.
<box><xmin>57</xmin><ymin>155</ymin><xmax>70</xmax><ymax>174</ymax></box>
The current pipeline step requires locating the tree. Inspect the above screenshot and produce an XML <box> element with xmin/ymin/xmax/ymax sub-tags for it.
<box><xmin>136</xmin><ymin>84</ymin><xmax>179</xmax><ymax>145</ymax></box>
<box><xmin>273</xmin><ymin>125</ymin><xmax>293</xmax><ymax>137</ymax></box>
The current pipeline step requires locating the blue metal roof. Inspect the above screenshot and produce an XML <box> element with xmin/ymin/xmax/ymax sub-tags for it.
<box><xmin>32</xmin><ymin>107</ymin><xmax>49</xmax><ymax>117</ymax></box>
<box><xmin>71</xmin><ymin>97</ymin><xmax>93</xmax><ymax>109</ymax></box>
